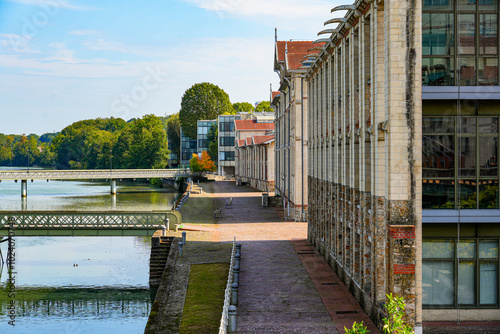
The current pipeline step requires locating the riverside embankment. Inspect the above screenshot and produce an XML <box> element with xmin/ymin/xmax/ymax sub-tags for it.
<box><xmin>145</xmin><ymin>180</ymin><xmax>379</xmax><ymax>334</ymax></box>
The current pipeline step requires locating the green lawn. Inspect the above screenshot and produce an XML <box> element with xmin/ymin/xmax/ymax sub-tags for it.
<box><xmin>179</xmin><ymin>262</ymin><xmax>230</xmax><ymax>334</ymax></box>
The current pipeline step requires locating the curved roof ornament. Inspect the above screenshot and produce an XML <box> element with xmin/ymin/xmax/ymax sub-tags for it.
<box><xmin>317</xmin><ymin>28</ymin><xmax>340</xmax><ymax>36</ymax></box>
<box><xmin>303</xmin><ymin>53</ymin><xmax>320</xmax><ymax>59</ymax></box>
<box><xmin>312</xmin><ymin>38</ymin><xmax>331</xmax><ymax>45</ymax></box>
<box><xmin>331</xmin><ymin>4</ymin><xmax>362</xmax><ymax>18</ymax></box>
<box><xmin>324</xmin><ymin>17</ymin><xmax>351</xmax><ymax>29</ymax></box>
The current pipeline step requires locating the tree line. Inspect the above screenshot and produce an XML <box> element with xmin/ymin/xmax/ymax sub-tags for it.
<box><xmin>0</xmin><ymin>115</ymin><xmax>169</xmax><ymax>170</ymax></box>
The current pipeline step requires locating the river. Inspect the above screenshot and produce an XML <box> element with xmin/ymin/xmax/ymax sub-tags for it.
<box><xmin>0</xmin><ymin>168</ymin><xmax>178</xmax><ymax>333</ymax></box>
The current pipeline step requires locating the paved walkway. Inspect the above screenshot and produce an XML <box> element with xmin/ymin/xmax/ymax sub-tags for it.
<box><xmin>181</xmin><ymin>181</ymin><xmax>379</xmax><ymax>333</ymax></box>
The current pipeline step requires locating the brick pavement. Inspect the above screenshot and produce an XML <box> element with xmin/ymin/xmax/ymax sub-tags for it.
<box><xmin>188</xmin><ymin>181</ymin><xmax>380</xmax><ymax>333</ymax></box>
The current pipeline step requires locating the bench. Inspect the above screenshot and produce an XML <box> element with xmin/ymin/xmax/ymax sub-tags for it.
<box><xmin>225</xmin><ymin>197</ymin><xmax>233</xmax><ymax>209</ymax></box>
<box><xmin>214</xmin><ymin>209</ymin><xmax>223</xmax><ymax>219</ymax></box>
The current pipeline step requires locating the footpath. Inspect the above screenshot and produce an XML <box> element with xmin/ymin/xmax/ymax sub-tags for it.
<box><xmin>162</xmin><ymin>180</ymin><xmax>379</xmax><ymax>334</ymax></box>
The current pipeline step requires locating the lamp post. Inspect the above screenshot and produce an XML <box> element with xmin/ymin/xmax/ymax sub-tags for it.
<box><xmin>109</xmin><ymin>148</ymin><xmax>116</xmax><ymax>195</ymax></box>
<box><xmin>110</xmin><ymin>149</ymin><xmax>113</xmax><ymax>174</ymax></box>
<box><xmin>27</xmin><ymin>148</ymin><xmax>29</xmax><ymax>173</ymax></box>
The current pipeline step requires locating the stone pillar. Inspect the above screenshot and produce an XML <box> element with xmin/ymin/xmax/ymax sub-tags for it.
<box><xmin>110</xmin><ymin>179</ymin><xmax>116</xmax><ymax>195</ymax></box>
<box><xmin>21</xmin><ymin>179</ymin><xmax>27</xmax><ymax>197</ymax></box>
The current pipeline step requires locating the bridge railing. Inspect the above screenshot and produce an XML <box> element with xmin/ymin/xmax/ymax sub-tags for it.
<box><xmin>219</xmin><ymin>238</ymin><xmax>236</xmax><ymax>334</ymax></box>
<box><xmin>0</xmin><ymin>169</ymin><xmax>191</xmax><ymax>180</ymax></box>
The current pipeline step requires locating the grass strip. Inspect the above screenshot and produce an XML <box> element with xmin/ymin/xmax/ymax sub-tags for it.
<box><xmin>179</xmin><ymin>262</ymin><xmax>230</xmax><ymax>334</ymax></box>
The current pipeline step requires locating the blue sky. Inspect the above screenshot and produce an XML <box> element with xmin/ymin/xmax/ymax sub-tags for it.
<box><xmin>0</xmin><ymin>0</ymin><xmax>338</xmax><ymax>135</ymax></box>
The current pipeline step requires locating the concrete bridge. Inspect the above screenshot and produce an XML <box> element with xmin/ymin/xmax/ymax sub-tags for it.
<box><xmin>0</xmin><ymin>169</ymin><xmax>191</xmax><ymax>196</ymax></box>
<box><xmin>0</xmin><ymin>210</ymin><xmax>181</xmax><ymax>236</ymax></box>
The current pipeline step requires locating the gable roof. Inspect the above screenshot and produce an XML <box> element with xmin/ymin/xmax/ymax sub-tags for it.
<box><xmin>234</xmin><ymin>120</ymin><xmax>274</xmax><ymax>131</ymax></box>
<box><xmin>253</xmin><ymin>135</ymin><xmax>274</xmax><ymax>145</ymax></box>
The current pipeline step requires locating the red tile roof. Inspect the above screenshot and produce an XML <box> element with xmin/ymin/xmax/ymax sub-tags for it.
<box><xmin>237</xmin><ymin>139</ymin><xmax>245</xmax><ymax>147</ymax></box>
<box><xmin>287</xmin><ymin>41</ymin><xmax>322</xmax><ymax>70</ymax></box>
<box><xmin>246</xmin><ymin>137</ymin><xmax>252</xmax><ymax>145</ymax></box>
<box><xmin>276</xmin><ymin>41</ymin><xmax>286</xmax><ymax>62</ymax></box>
<box><xmin>253</xmin><ymin>135</ymin><xmax>274</xmax><ymax>145</ymax></box>
<box><xmin>272</xmin><ymin>91</ymin><xmax>281</xmax><ymax>101</ymax></box>
<box><xmin>234</xmin><ymin>120</ymin><xmax>274</xmax><ymax>131</ymax></box>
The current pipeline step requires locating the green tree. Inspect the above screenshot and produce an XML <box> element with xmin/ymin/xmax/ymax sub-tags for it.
<box><xmin>232</xmin><ymin>102</ymin><xmax>254</xmax><ymax>113</ymax></box>
<box><xmin>179</xmin><ymin>82</ymin><xmax>232</xmax><ymax>139</ymax></box>
<box><xmin>255</xmin><ymin>101</ymin><xmax>273</xmax><ymax>112</ymax></box>
<box><xmin>129</xmin><ymin>114</ymin><xmax>170</xmax><ymax>169</ymax></box>
<box><xmin>206</xmin><ymin>123</ymin><xmax>218</xmax><ymax>163</ymax></box>
<box><xmin>0</xmin><ymin>134</ymin><xmax>14</xmax><ymax>165</ymax></box>
<box><xmin>166</xmin><ymin>113</ymin><xmax>181</xmax><ymax>166</ymax></box>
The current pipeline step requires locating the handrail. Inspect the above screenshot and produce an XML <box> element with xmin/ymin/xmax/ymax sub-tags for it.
<box><xmin>219</xmin><ymin>238</ymin><xmax>236</xmax><ymax>334</ymax></box>
<box><xmin>0</xmin><ymin>169</ymin><xmax>191</xmax><ymax>180</ymax></box>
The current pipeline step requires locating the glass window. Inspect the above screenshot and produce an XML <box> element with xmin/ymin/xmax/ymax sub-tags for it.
<box><xmin>423</xmin><ymin>239</ymin><xmax>455</xmax><ymax>257</ymax></box>
<box><xmin>423</xmin><ymin>117</ymin><xmax>456</xmax><ymax>133</ymax></box>
<box><xmin>480</xmin><ymin>14</ymin><xmax>498</xmax><ymax>55</ymax></box>
<box><xmin>480</xmin><ymin>240</ymin><xmax>499</xmax><ymax>258</ymax></box>
<box><xmin>423</xmin><ymin>179</ymin><xmax>455</xmax><ymax>208</ymax></box>
<box><xmin>479</xmin><ymin>58</ymin><xmax>499</xmax><ymax>85</ymax></box>
<box><xmin>459</xmin><ymin>261</ymin><xmax>476</xmax><ymax>304</ymax></box>
<box><xmin>479</xmin><ymin>137</ymin><xmax>498</xmax><ymax>176</ymax></box>
<box><xmin>480</xmin><ymin>261</ymin><xmax>498</xmax><ymax>304</ymax></box>
<box><xmin>459</xmin><ymin>14</ymin><xmax>476</xmax><ymax>55</ymax></box>
<box><xmin>479</xmin><ymin>181</ymin><xmax>499</xmax><ymax>208</ymax></box>
<box><xmin>479</xmin><ymin>117</ymin><xmax>499</xmax><ymax>133</ymax></box>
<box><xmin>459</xmin><ymin>240</ymin><xmax>477</xmax><ymax>258</ymax></box>
<box><xmin>479</xmin><ymin>0</ymin><xmax>498</xmax><ymax>10</ymax></box>
<box><xmin>459</xmin><ymin>180</ymin><xmax>477</xmax><ymax>208</ymax></box>
<box><xmin>423</xmin><ymin>58</ymin><xmax>455</xmax><ymax>85</ymax></box>
<box><xmin>423</xmin><ymin>135</ymin><xmax>455</xmax><ymax>177</ymax></box>
<box><xmin>459</xmin><ymin>137</ymin><xmax>477</xmax><ymax>177</ymax></box>
<box><xmin>424</xmin><ymin>0</ymin><xmax>454</xmax><ymax>10</ymax></box>
<box><xmin>458</xmin><ymin>0</ymin><xmax>477</xmax><ymax>10</ymax></box>
<box><xmin>423</xmin><ymin>261</ymin><xmax>455</xmax><ymax>305</ymax></box>
<box><xmin>423</xmin><ymin>13</ymin><xmax>455</xmax><ymax>56</ymax></box>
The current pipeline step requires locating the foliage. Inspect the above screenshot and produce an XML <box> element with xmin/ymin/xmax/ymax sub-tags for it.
<box><xmin>189</xmin><ymin>151</ymin><xmax>216</xmax><ymax>173</ymax></box>
<box><xmin>179</xmin><ymin>82</ymin><xmax>232</xmax><ymax>139</ymax></box>
<box><xmin>383</xmin><ymin>294</ymin><xmax>414</xmax><ymax>334</ymax></box>
<box><xmin>233</xmin><ymin>102</ymin><xmax>254</xmax><ymax>113</ymax></box>
<box><xmin>206</xmin><ymin>123</ymin><xmax>218</xmax><ymax>162</ymax></box>
<box><xmin>345</xmin><ymin>321</ymin><xmax>370</xmax><ymax>334</ymax></box>
<box><xmin>165</xmin><ymin>113</ymin><xmax>181</xmax><ymax>166</ymax></box>
<box><xmin>39</xmin><ymin>132</ymin><xmax>59</xmax><ymax>144</ymax></box>
<box><xmin>255</xmin><ymin>100</ymin><xmax>273</xmax><ymax>112</ymax></box>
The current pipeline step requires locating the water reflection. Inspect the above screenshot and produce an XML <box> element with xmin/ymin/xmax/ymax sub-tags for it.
<box><xmin>0</xmin><ymin>170</ymin><xmax>177</xmax><ymax>333</ymax></box>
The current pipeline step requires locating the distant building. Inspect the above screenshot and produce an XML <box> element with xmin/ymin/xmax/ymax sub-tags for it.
<box><xmin>179</xmin><ymin>128</ymin><xmax>197</xmax><ymax>167</ymax></box>
<box><xmin>197</xmin><ymin>119</ymin><xmax>217</xmax><ymax>154</ymax></box>
<box><xmin>234</xmin><ymin>119</ymin><xmax>275</xmax><ymax>191</ymax></box>
<box><xmin>218</xmin><ymin>114</ymin><xmax>239</xmax><ymax>177</ymax></box>
<box><xmin>272</xmin><ymin>39</ymin><xmax>319</xmax><ymax>221</ymax></box>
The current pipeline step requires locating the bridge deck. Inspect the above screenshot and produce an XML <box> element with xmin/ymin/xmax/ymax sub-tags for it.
<box><xmin>0</xmin><ymin>169</ymin><xmax>191</xmax><ymax>180</ymax></box>
<box><xmin>0</xmin><ymin>210</ymin><xmax>181</xmax><ymax>236</ymax></box>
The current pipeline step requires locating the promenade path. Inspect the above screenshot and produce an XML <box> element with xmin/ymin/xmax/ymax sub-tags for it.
<box><xmin>178</xmin><ymin>180</ymin><xmax>379</xmax><ymax>334</ymax></box>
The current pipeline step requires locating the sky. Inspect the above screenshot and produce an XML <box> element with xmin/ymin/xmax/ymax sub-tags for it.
<box><xmin>0</xmin><ymin>0</ymin><xmax>340</xmax><ymax>135</ymax></box>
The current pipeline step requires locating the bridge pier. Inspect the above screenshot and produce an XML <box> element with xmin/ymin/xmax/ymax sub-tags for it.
<box><xmin>110</xmin><ymin>179</ymin><xmax>116</xmax><ymax>195</ymax></box>
<box><xmin>21</xmin><ymin>179</ymin><xmax>27</xmax><ymax>197</ymax></box>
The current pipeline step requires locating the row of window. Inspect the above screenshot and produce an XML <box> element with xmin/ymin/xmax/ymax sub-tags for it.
<box><xmin>423</xmin><ymin>0</ymin><xmax>499</xmax><ymax>86</ymax></box>
<box><xmin>423</xmin><ymin>116</ymin><xmax>500</xmax><ymax>209</ymax></box>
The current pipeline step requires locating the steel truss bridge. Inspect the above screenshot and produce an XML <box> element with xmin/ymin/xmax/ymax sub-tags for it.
<box><xmin>0</xmin><ymin>168</ymin><xmax>191</xmax><ymax>181</ymax></box>
<box><xmin>0</xmin><ymin>168</ymin><xmax>192</xmax><ymax>196</ymax></box>
<box><xmin>0</xmin><ymin>210</ymin><xmax>181</xmax><ymax>236</ymax></box>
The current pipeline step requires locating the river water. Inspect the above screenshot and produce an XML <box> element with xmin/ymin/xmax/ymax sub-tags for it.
<box><xmin>0</xmin><ymin>168</ymin><xmax>178</xmax><ymax>333</ymax></box>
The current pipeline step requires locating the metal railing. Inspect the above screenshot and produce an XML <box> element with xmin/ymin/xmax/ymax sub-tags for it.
<box><xmin>0</xmin><ymin>168</ymin><xmax>191</xmax><ymax>180</ymax></box>
<box><xmin>0</xmin><ymin>211</ymin><xmax>173</xmax><ymax>236</ymax></box>
<box><xmin>219</xmin><ymin>238</ymin><xmax>236</xmax><ymax>334</ymax></box>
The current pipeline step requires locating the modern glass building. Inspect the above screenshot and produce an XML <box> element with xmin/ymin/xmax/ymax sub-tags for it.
<box><xmin>179</xmin><ymin>128</ymin><xmax>197</xmax><ymax>167</ymax></box>
<box><xmin>218</xmin><ymin>114</ymin><xmax>239</xmax><ymax>177</ymax></box>
<box><xmin>197</xmin><ymin>119</ymin><xmax>217</xmax><ymax>155</ymax></box>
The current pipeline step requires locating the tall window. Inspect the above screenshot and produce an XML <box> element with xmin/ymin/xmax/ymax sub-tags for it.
<box><xmin>423</xmin><ymin>235</ymin><xmax>499</xmax><ymax>308</ymax></box>
<box><xmin>423</xmin><ymin>0</ymin><xmax>499</xmax><ymax>86</ymax></box>
<box><xmin>423</xmin><ymin>115</ymin><xmax>499</xmax><ymax>209</ymax></box>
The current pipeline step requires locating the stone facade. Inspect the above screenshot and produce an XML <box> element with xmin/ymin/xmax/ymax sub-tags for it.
<box><xmin>304</xmin><ymin>0</ymin><xmax>422</xmax><ymax>330</ymax></box>
<box><xmin>272</xmin><ymin>40</ymin><xmax>315</xmax><ymax>221</ymax></box>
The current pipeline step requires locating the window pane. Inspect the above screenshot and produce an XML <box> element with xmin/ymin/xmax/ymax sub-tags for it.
<box><xmin>423</xmin><ymin>58</ymin><xmax>455</xmax><ymax>86</ymax></box>
<box><xmin>423</xmin><ymin>13</ymin><xmax>455</xmax><ymax>56</ymax></box>
<box><xmin>423</xmin><ymin>261</ymin><xmax>455</xmax><ymax>305</ymax></box>
<box><xmin>458</xmin><ymin>0</ymin><xmax>476</xmax><ymax>10</ymax></box>
<box><xmin>458</xmin><ymin>261</ymin><xmax>476</xmax><ymax>305</ymax></box>
<box><xmin>459</xmin><ymin>180</ymin><xmax>477</xmax><ymax>208</ymax></box>
<box><xmin>479</xmin><ymin>181</ymin><xmax>499</xmax><ymax>208</ymax></box>
<box><xmin>480</xmin><ymin>261</ymin><xmax>498</xmax><ymax>304</ymax></box>
<box><xmin>459</xmin><ymin>117</ymin><xmax>477</xmax><ymax>134</ymax></box>
<box><xmin>423</xmin><ymin>239</ymin><xmax>455</xmax><ymax>258</ymax></box>
<box><xmin>423</xmin><ymin>179</ymin><xmax>455</xmax><ymax>208</ymax></box>
<box><xmin>423</xmin><ymin>117</ymin><xmax>455</xmax><ymax>133</ymax></box>
<box><xmin>479</xmin><ymin>117</ymin><xmax>498</xmax><ymax>133</ymax></box>
<box><xmin>459</xmin><ymin>58</ymin><xmax>477</xmax><ymax>85</ymax></box>
<box><xmin>479</xmin><ymin>240</ymin><xmax>499</xmax><ymax>258</ymax></box>
<box><xmin>423</xmin><ymin>135</ymin><xmax>455</xmax><ymax>177</ymax></box>
<box><xmin>459</xmin><ymin>137</ymin><xmax>477</xmax><ymax>177</ymax></box>
<box><xmin>479</xmin><ymin>58</ymin><xmax>499</xmax><ymax>85</ymax></box>
<box><xmin>424</xmin><ymin>0</ymin><xmax>454</xmax><ymax>10</ymax></box>
<box><xmin>458</xmin><ymin>14</ymin><xmax>476</xmax><ymax>55</ymax></box>
<box><xmin>479</xmin><ymin>0</ymin><xmax>498</xmax><ymax>11</ymax></box>
<box><xmin>459</xmin><ymin>240</ymin><xmax>476</xmax><ymax>258</ymax></box>
<box><xmin>480</xmin><ymin>14</ymin><xmax>498</xmax><ymax>55</ymax></box>
<box><xmin>479</xmin><ymin>137</ymin><xmax>498</xmax><ymax>176</ymax></box>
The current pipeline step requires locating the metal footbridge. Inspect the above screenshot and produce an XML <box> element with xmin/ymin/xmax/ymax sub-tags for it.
<box><xmin>0</xmin><ymin>168</ymin><xmax>192</xmax><ymax>196</ymax></box>
<box><xmin>0</xmin><ymin>210</ymin><xmax>182</xmax><ymax>236</ymax></box>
